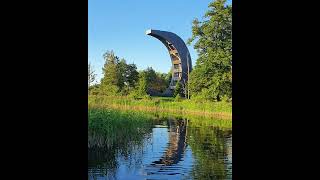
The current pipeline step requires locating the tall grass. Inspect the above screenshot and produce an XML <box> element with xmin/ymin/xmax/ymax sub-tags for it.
<box><xmin>89</xmin><ymin>95</ymin><xmax>232</xmax><ymax>120</ymax></box>
<box><xmin>88</xmin><ymin>108</ymin><xmax>155</xmax><ymax>148</ymax></box>
<box><xmin>88</xmin><ymin>108</ymin><xmax>158</xmax><ymax>174</ymax></box>
<box><xmin>88</xmin><ymin>107</ymin><xmax>231</xmax><ymax>177</ymax></box>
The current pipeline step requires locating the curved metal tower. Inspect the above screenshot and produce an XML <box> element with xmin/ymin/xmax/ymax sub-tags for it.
<box><xmin>146</xmin><ymin>29</ymin><xmax>192</xmax><ymax>91</ymax></box>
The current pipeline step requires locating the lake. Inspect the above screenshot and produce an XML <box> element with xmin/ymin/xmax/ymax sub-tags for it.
<box><xmin>88</xmin><ymin>116</ymin><xmax>232</xmax><ymax>180</ymax></box>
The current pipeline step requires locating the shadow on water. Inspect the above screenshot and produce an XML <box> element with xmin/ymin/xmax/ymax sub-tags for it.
<box><xmin>88</xmin><ymin>109</ymin><xmax>232</xmax><ymax>180</ymax></box>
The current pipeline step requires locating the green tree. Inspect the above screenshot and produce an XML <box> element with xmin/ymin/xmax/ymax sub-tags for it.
<box><xmin>136</xmin><ymin>71</ymin><xmax>148</xmax><ymax>96</ymax></box>
<box><xmin>144</xmin><ymin>67</ymin><xmax>157</xmax><ymax>83</ymax></box>
<box><xmin>123</xmin><ymin>63</ymin><xmax>139</xmax><ymax>92</ymax></box>
<box><xmin>100</xmin><ymin>50</ymin><xmax>120</xmax><ymax>95</ymax></box>
<box><xmin>100</xmin><ymin>50</ymin><xmax>140</xmax><ymax>96</ymax></box>
<box><xmin>117</xmin><ymin>59</ymin><xmax>139</xmax><ymax>95</ymax></box>
<box><xmin>89</xmin><ymin>84</ymin><xmax>100</xmax><ymax>95</ymax></box>
<box><xmin>143</xmin><ymin>67</ymin><xmax>168</xmax><ymax>94</ymax></box>
<box><xmin>117</xmin><ymin>58</ymin><xmax>127</xmax><ymax>91</ymax></box>
<box><xmin>188</xmin><ymin>0</ymin><xmax>232</xmax><ymax>101</ymax></box>
<box><xmin>173</xmin><ymin>80</ymin><xmax>184</xmax><ymax>97</ymax></box>
<box><xmin>165</xmin><ymin>68</ymin><xmax>172</xmax><ymax>87</ymax></box>
<box><xmin>126</xmin><ymin>64</ymin><xmax>139</xmax><ymax>87</ymax></box>
<box><xmin>134</xmin><ymin>67</ymin><xmax>169</xmax><ymax>96</ymax></box>
<box><xmin>151</xmin><ymin>72</ymin><xmax>167</xmax><ymax>93</ymax></box>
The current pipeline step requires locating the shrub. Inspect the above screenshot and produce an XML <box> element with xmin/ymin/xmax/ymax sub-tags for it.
<box><xmin>174</xmin><ymin>94</ymin><xmax>182</xmax><ymax>102</ymax></box>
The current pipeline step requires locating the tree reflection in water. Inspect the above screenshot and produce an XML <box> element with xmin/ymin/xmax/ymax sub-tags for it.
<box><xmin>149</xmin><ymin>117</ymin><xmax>232</xmax><ymax>180</ymax></box>
<box><xmin>88</xmin><ymin>113</ymin><xmax>232</xmax><ymax>180</ymax></box>
<box><xmin>187</xmin><ymin>124</ymin><xmax>232</xmax><ymax>180</ymax></box>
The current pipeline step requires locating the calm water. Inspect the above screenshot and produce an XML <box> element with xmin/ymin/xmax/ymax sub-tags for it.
<box><xmin>88</xmin><ymin>117</ymin><xmax>232</xmax><ymax>180</ymax></box>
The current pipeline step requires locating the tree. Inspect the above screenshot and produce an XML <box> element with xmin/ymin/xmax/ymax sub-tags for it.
<box><xmin>173</xmin><ymin>80</ymin><xmax>184</xmax><ymax>97</ymax></box>
<box><xmin>187</xmin><ymin>0</ymin><xmax>232</xmax><ymax>101</ymax></box>
<box><xmin>88</xmin><ymin>62</ymin><xmax>96</xmax><ymax>94</ymax></box>
<box><xmin>144</xmin><ymin>67</ymin><xmax>157</xmax><ymax>84</ymax></box>
<box><xmin>89</xmin><ymin>83</ymin><xmax>100</xmax><ymax>95</ymax></box>
<box><xmin>116</xmin><ymin>58</ymin><xmax>139</xmax><ymax>95</ymax></box>
<box><xmin>134</xmin><ymin>67</ymin><xmax>169</xmax><ymax>96</ymax></box>
<box><xmin>136</xmin><ymin>71</ymin><xmax>148</xmax><ymax>96</ymax></box>
<box><xmin>125</xmin><ymin>63</ymin><xmax>139</xmax><ymax>88</ymax></box>
<box><xmin>165</xmin><ymin>68</ymin><xmax>172</xmax><ymax>87</ymax></box>
<box><xmin>100</xmin><ymin>50</ymin><xmax>120</xmax><ymax>95</ymax></box>
<box><xmin>150</xmin><ymin>72</ymin><xmax>167</xmax><ymax>93</ymax></box>
<box><xmin>99</xmin><ymin>50</ymin><xmax>140</xmax><ymax>96</ymax></box>
<box><xmin>143</xmin><ymin>67</ymin><xmax>168</xmax><ymax>94</ymax></box>
<box><xmin>117</xmin><ymin>58</ymin><xmax>127</xmax><ymax>91</ymax></box>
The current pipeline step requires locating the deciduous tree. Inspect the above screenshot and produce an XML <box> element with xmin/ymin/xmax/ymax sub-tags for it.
<box><xmin>188</xmin><ymin>0</ymin><xmax>232</xmax><ymax>101</ymax></box>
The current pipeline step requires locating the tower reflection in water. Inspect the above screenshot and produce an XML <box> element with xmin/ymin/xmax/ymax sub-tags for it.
<box><xmin>88</xmin><ymin>116</ymin><xmax>232</xmax><ymax>180</ymax></box>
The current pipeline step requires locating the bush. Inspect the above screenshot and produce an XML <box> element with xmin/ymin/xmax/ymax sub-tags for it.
<box><xmin>221</xmin><ymin>95</ymin><xmax>231</xmax><ymax>102</ymax></box>
<box><xmin>143</xmin><ymin>94</ymin><xmax>152</xmax><ymax>100</ymax></box>
<box><xmin>174</xmin><ymin>94</ymin><xmax>182</xmax><ymax>102</ymax></box>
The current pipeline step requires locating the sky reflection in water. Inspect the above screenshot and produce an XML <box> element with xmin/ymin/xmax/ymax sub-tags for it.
<box><xmin>88</xmin><ymin>117</ymin><xmax>232</xmax><ymax>180</ymax></box>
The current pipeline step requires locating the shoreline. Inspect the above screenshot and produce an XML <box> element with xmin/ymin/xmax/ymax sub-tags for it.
<box><xmin>89</xmin><ymin>102</ymin><xmax>232</xmax><ymax>120</ymax></box>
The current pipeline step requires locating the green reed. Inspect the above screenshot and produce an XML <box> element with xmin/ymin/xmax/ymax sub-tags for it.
<box><xmin>88</xmin><ymin>108</ymin><xmax>155</xmax><ymax>148</ymax></box>
<box><xmin>89</xmin><ymin>95</ymin><xmax>232</xmax><ymax>119</ymax></box>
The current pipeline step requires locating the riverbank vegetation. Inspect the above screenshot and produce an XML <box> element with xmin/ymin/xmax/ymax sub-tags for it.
<box><xmin>88</xmin><ymin>107</ymin><xmax>231</xmax><ymax>155</ymax></box>
<box><xmin>88</xmin><ymin>0</ymin><xmax>232</xmax><ymax>115</ymax></box>
<box><xmin>88</xmin><ymin>108</ymin><xmax>154</xmax><ymax>148</ymax></box>
<box><xmin>89</xmin><ymin>107</ymin><xmax>231</xmax><ymax>178</ymax></box>
<box><xmin>89</xmin><ymin>0</ymin><xmax>231</xmax><ymax>99</ymax></box>
<box><xmin>89</xmin><ymin>108</ymin><xmax>232</xmax><ymax>139</ymax></box>
<box><xmin>89</xmin><ymin>95</ymin><xmax>231</xmax><ymax>119</ymax></box>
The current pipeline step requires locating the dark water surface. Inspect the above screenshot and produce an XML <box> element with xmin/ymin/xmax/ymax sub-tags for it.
<box><xmin>88</xmin><ymin>117</ymin><xmax>232</xmax><ymax>180</ymax></box>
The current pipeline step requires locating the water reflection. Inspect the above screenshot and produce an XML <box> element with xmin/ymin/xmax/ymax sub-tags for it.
<box><xmin>88</xmin><ymin>116</ymin><xmax>232</xmax><ymax>180</ymax></box>
<box><xmin>187</xmin><ymin>126</ymin><xmax>232</xmax><ymax>180</ymax></box>
<box><xmin>152</xmin><ymin>118</ymin><xmax>187</xmax><ymax>166</ymax></box>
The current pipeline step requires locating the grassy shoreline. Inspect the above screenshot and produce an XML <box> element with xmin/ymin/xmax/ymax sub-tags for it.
<box><xmin>89</xmin><ymin>108</ymin><xmax>232</xmax><ymax>132</ymax></box>
<box><xmin>89</xmin><ymin>95</ymin><xmax>232</xmax><ymax>120</ymax></box>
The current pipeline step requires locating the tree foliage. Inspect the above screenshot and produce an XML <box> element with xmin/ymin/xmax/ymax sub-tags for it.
<box><xmin>98</xmin><ymin>51</ymin><xmax>171</xmax><ymax>97</ymax></box>
<box><xmin>165</xmin><ymin>68</ymin><xmax>172</xmax><ymax>87</ymax></box>
<box><xmin>135</xmin><ymin>67</ymin><xmax>168</xmax><ymax>96</ymax></box>
<box><xmin>188</xmin><ymin>0</ymin><xmax>232</xmax><ymax>101</ymax></box>
<box><xmin>100</xmin><ymin>51</ymin><xmax>139</xmax><ymax>96</ymax></box>
<box><xmin>135</xmin><ymin>71</ymin><xmax>148</xmax><ymax>96</ymax></box>
<box><xmin>100</xmin><ymin>51</ymin><xmax>120</xmax><ymax>95</ymax></box>
<box><xmin>117</xmin><ymin>59</ymin><xmax>139</xmax><ymax>95</ymax></box>
<box><xmin>173</xmin><ymin>80</ymin><xmax>184</xmax><ymax>98</ymax></box>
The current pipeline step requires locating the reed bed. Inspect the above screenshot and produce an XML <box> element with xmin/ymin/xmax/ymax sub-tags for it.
<box><xmin>89</xmin><ymin>108</ymin><xmax>232</xmax><ymax>144</ymax></box>
<box><xmin>88</xmin><ymin>108</ymin><xmax>155</xmax><ymax>149</ymax></box>
<box><xmin>89</xmin><ymin>95</ymin><xmax>232</xmax><ymax>120</ymax></box>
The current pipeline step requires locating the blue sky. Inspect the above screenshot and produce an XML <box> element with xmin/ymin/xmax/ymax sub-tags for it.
<box><xmin>89</xmin><ymin>0</ymin><xmax>231</xmax><ymax>82</ymax></box>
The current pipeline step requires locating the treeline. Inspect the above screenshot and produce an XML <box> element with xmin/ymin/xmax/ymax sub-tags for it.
<box><xmin>88</xmin><ymin>50</ymin><xmax>171</xmax><ymax>97</ymax></box>
<box><xmin>88</xmin><ymin>0</ymin><xmax>231</xmax><ymax>102</ymax></box>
